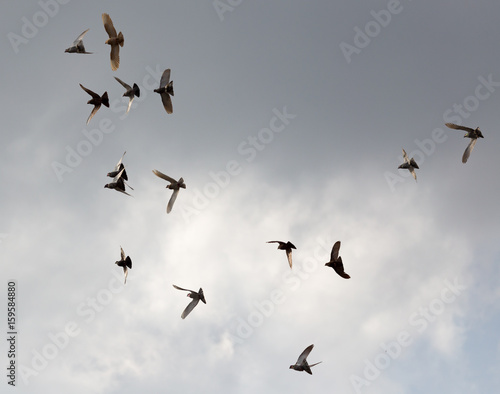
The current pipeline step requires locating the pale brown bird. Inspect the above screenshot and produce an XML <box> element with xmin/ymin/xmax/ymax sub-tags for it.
<box><xmin>114</xmin><ymin>77</ymin><xmax>140</xmax><ymax>113</ymax></box>
<box><xmin>102</xmin><ymin>13</ymin><xmax>124</xmax><ymax>71</ymax></box>
<box><xmin>267</xmin><ymin>241</ymin><xmax>296</xmax><ymax>268</ymax></box>
<box><xmin>398</xmin><ymin>148</ymin><xmax>419</xmax><ymax>182</ymax></box>
<box><xmin>152</xmin><ymin>169</ymin><xmax>185</xmax><ymax>213</ymax></box>
<box><xmin>325</xmin><ymin>241</ymin><xmax>350</xmax><ymax>279</ymax></box>
<box><xmin>289</xmin><ymin>344</ymin><xmax>322</xmax><ymax>375</ymax></box>
<box><xmin>80</xmin><ymin>84</ymin><xmax>109</xmax><ymax>125</ymax></box>
<box><xmin>154</xmin><ymin>69</ymin><xmax>174</xmax><ymax>114</ymax></box>
<box><xmin>445</xmin><ymin>123</ymin><xmax>484</xmax><ymax>163</ymax></box>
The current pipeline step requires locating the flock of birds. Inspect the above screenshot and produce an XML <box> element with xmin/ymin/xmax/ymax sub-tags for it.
<box><xmin>62</xmin><ymin>12</ymin><xmax>484</xmax><ymax>376</ymax></box>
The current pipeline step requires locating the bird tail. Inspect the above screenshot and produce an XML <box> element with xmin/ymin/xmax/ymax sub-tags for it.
<box><xmin>102</xmin><ymin>92</ymin><xmax>110</xmax><ymax>107</ymax></box>
<box><xmin>126</xmin><ymin>256</ymin><xmax>132</xmax><ymax>269</ymax></box>
<box><xmin>118</xmin><ymin>32</ymin><xmax>124</xmax><ymax>46</ymax></box>
<box><xmin>309</xmin><ymin>361</ymin><xmax>322</xmax><ymax>368</ymax></box>
<box><xmin>133</xmin><ymin>83</ymin><xmax>140</xmax><ymax>97</ymax></box>
<box><xmin>167</xmin><ymin>81</ymin><xmax>174</xmax><ymax>96</ymax></box>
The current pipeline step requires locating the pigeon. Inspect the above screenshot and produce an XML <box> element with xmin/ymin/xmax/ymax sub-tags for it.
<box><xmin>64</xmin><ymin>29</ymin><xmax>92</xmax><ymax>54</ymax></box>
<box><xmin>107</xmin><ymin>151</ymin><xmax>134</xmax><ymax>190</ymax></box>
<box><xmin>152</xmin><ymin>169</ymin><xmax>185</xmax><ymax>213</ymax></box>
<box><xmin>80</xmin><ymin>84</ymin><xmax>109</xmax><ymax>125</ymax></box>
<box><xmin>115</xmin><ymin>246</ymin><xmax>132</xmax><ymax>284</ymax></box>
<box><xmin>104</xmin><ymin>168</ymin><xmax>133</xmax><ymax>197</ymax></box>
<box><xmin>289</xmin><ymin>344</ymin><xmax>322</xmax><ymax>375</ymax></box>
<box><xmin>267</xmin><ymin>241</ymin><xmax>296</xmax><ymax>269</ymax></box>
<box><xmin>102</xmin><ymin>13</ymin><xmax>124</xmax><ymax>71</ymax></box>
<box><xmin>325</xmin><ymin>241</ymin><xmax>350</xmax><ymax>279</ymax></box>
<box><xmin>398</xmin><ymin>148</ymin><xmax>419</xmax><ymax>181</ymax></box>
<box><xmin>172</xmin><ymin>285</ymin><xmax>206</xmax><ymax>319</ymax></box>
<box><xmin>154</xmin><ymin>69</ymin><xmax>174</xmax><ymax>114</ymax></box>
<box><xmin>114</xmin><ymin>77</ymin><xmax>140</xmax><ymax>113</ymax></box>
<box><xmin>445</xmin><ymin>123</ymin><xmax>484</xmax><ymax>163</ymax></box>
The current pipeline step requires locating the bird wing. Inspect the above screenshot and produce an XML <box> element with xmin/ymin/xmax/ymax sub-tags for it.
<box><xmin>410</xmin><ymin>168</ymin><xmax>417</xmax><ymax>182</ymax></box>
<box><xmin>296</xmin><ymin>344</ymin><xmax>314</xmax><ymax>365</ymax></box>
<box><xmin>86</xmin><ymin>104</ymin><xmax>101</xmax><ymax>125</ymax></box>
<box><xmin>102</xmin><ymin>13</ymin><xmax>117</xmax><ymax>37</ymax></box>
<box><xmin>181</xmin><ymin>298</ymin><xmax>200</xmax><ymax>319</ymax></box>
<box><xmin>73</xmin><ymin>28</ymin><xmax>89</xmax><ymax>45</ymax></box>
<box><xmin>173</xmin><ymin>284</ymin><xmax>196</xmax><ymax>293</ymax></box>
<box><xmin>445</xmin><ymin>123</ymin><xmax>475</xmax><ymax>133</ymax></box>
<box><xmin>161</xmin><ymin>92</ymin><xmax>173</xmax><ymax>114</ymax></box>
<box><xmin>167</xmin><ymin>189</ymin><xmax>179</xmax><ymax>213</ymax></box>
<box><xmin>80</xmin><ymin>84</ymin><xmax>99</xmax><ymax>99</ymax></box>
<box><xmin>120</xmin><ymin>246</ymin><xmax>125</xmax><ymax>261</ymax></box>
<box><xmin>330</xmin><ymin>241</ymin><xmax>341</xmax><ymax>261</ymax></box>
<box><xmin>160</xmin><ymin>69</ymin><xmax>171</xmax><ymax>88</ymax></box>
<box><xmin>110</xmin><ymin>44</ymin><xmax>120</xmax><ymax>71</ymax></box>
<box><xmin>401</xmin><ymin>148</ymin><xmax>410</xmax><ymax>164</ymax></box>
<box><xmin>126</xmin><ymin>97</ymin><xmax>134</xmax><ymax>113</ymax></box>
<box><xmin>114</xmin><ymin>77</ymin><xmax>131</xmax><ymax>91</ymax></box>
<box><xmin>334</xmin><ymin>258</ymin><xmax>351</xmax><ymax>279</ymax></box>
<box><xmin>112</xmin><ymin>167</ymin><xmax>125</xmax><ymax>183</ymax></box>
<box><xmin>152</xmin><ymin>169</ymin><xmax>177</xmax><ymax>183</ymax></box>
<box><xmin>462</xmin><ymin>138</ymin><xmax>477</xmax><ymax>164</ymax></box>
<box><xmin>114</xmin><ymin>151</ymin><xmax>126</xmax><ymax>171</ymax></box>
<box><xmin>123</xmin><ymin>266</ymin><xmax>128</xmax><ymax>284</ymax></box>
<box><xmin>285</xmin><ymin>249</ymin><xmax>293</xmax><ymax>269</ymax></box>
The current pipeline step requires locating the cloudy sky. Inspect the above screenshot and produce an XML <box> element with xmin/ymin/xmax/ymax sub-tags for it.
<box><xmin>1</xmin><ymin>1</ymin><xmax>500</xmax><ymax>393</ymax></box>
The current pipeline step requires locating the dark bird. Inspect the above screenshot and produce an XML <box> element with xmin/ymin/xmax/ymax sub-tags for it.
<box><xmin>398</xmin><ymin>148</ymin><xmax>419</xmax><ymax>182</ymax></box>
<box><xmin>104</xmin><ymin>168</ymin><xmax>133</xmax><ymax>197</ymax></box>
<box><xmin>289</xmin><ymin>344</ymin><xmax>322</xmax><ymax>375</ymax></box>
<box><xmin>267</xmin><ymin>241</ymin><xmax>296</xmax><ymax>269</ymax></box>
<box><xmin>64</xmin><ymin>29</ymin><xmax>92</xmax><ymax>54</ymax></box>
<box><xmin>107</xmin><ymin>151</ymin><xmax>128</xmax><ymax>181</ymax></box>
<box><xmin>172</xmin><ymin>285</ymin><xmax>206</xmax><ymax>319</ymax></box>
<box><xmin>102</xmin><ymin>13</ymin><xmax>124</xmax><ymax>71</ymax></box>
<box><xmin>114</xmin><ymin>77</ymin><xmax>140</xmax><ymax>113</ymax></box>
<box><xmin>445</xmin><ymin>123</ymin><xmax>484</xmax><ymax>163</ymax></box>
<box><xmin>115</xmin><ymin>246</ymin><xmax>132</xmax><ymax>284</ymax></box>
<box><xmin>152</xmin><ymin>169</ymin><xmax>185</xmax><ymax>213</ymax></box>
<box><xmin>154</xmin><ymin>69</ymin><xmax>174</xmax><ymax>114</ymax></box>
<box><xmin>80</xmin><ymin>83</ymin><xmax>109</xmax><ymax>125</ymax></box>
<box><xmin>325</xmin><ymin>241</ymin><xmax>350</xmax><ymax>279</ymax></box>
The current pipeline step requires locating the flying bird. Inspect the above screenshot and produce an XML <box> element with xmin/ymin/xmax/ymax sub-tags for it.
<box><xmin>172</xmin><ymin>285</ymin><xmax>206</xmax><ymax>319</ymax></box>
<box><xmin>152</xmin><ymin>169</ymin><xmax>185</xmax><ymax>213</ymax></box>
<box><xmin>154</xmin><ymin>69</ymin><xmax>174</xmax><ymax>114</ymax></box>
<box><xmin>445</xmin><ymin>123</ymin><xmax>484</xmax><ymax>163</ymax></box>
<box><xmin>115</xmin><ymin>246</ymin><xmax>132</xmax><ymax>284</ymax></box>
<box><xmin>398</xmin><ymin>148</ymin><xmax>419</xmax><ymax>181</ymax></box>
<box><xmin>64</xmin><ymin>29</ymin><xmax>92</xmax><ymax>54</ymax></box>
<box><xmin>107</xmin><ymin>151</ymin><xmax>134</xmax><ymax>190</ymax></box>
<box><xmin>80</xmin><ymin>83</ymin><xmax>109</xmax><ymax>125</ymax></box>
<box><xmin>114</xmin><ymin>77</ymin><xmax>140</xmax><ymax>113</ymax></box>
<box><xmin>289</xmin><ymin>344</ymin><xmax>322</xmax><ymax>375</ymax></box>
<box><xmin>325</xmin><ymin>241</ymin><xmax>350</xmax><ymax>279</ymax></box>
<box><xmin>267</xmin><ymin>241</ymin><xmax>296</xmax><ymax>269</ymax></box>
<box><xmin>102</xmin><ymin>13</ymin><xmax>124</xmax><ymax>71</ymax></box>
<box><xmin>104</xmin><ymin>168</ymin><xmax>133</xmax><ymax>197</ymax></box>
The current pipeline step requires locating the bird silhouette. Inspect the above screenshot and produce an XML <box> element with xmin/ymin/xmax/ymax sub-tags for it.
<box><xmin>64</xmin><ymin>29</ymin><xmax>92</xmax><ymax>54</ymax></box>
<box><xmin>289</xmin><ymin>344</ymin><xmax>322</xmax><ymax>375</ymax></box>
<box><xmin>80</xmin><ymin>83</ymin><xmax>109</xmax><ymax>125</ymax></box>
<box><xmin>325</xmin><ymin>241</ymin><xmax>350</xmax><ymax>279</ymax></box>
<box><xmin>445</xmin><ymin>123</ymin><xmax>484</xmax><ymax>163</ymax></box>
<box><xmin>115</xmin><ymin>246</ymin><xmax>132</xmax><ymax>284</ymax></box>
<box><xmin>104</xmin><ymin>168</ymin><xmax>133</xmax><ymax>197</ymax></box>
<box><xmin>154</xmin><ymin>69</ymin><xmax>174</xmax><ymax>114</ymax></box>
<box><xmin>114</xmin><ymin>77</ymin><xmax>140</xmax><ymax>113</ymax></box>
<box><xmin>152</xmin><ymin>169</ymin><xmax>185</xmax><ymax>213</ymax></box>
<box><xmin>398</xmin><ymin>148</ymin><xmax>419</xmax><ymax>182</ymax></box>
<box><xmin>173</xmin><ymin>285</ymin><xmax>206</xmax><ymax>319</ymax></box>
<box><xmin>267</xmin><ymin>241</ymin><xmax>296</xmax><ymax>268</ymax></box>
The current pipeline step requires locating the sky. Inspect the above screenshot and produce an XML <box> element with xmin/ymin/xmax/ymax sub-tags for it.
<box><xmin>1</xmin><ymin>1</ymin><xmax>500</xmax><ymax>393</ymax></box>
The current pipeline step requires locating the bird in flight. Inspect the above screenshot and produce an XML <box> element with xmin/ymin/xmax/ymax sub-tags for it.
<box><xmin>152</xmin><ymin>169</ymin><xmax>185</xmax><ymax>213</ymax></box>
<box><xmin>102</xmin><ymin>13</ymin><xmax>124</xmax><ymax>71</ymax></box>
<box><xmin>398</xmin><ymin>148</ymin><xmax>419</xmax><ymax>181</ymax></box>
<box><xmin>267</xmin><ymin>241</ymin><xmax>296</xmax><ymax>269</ymax></box>
<box><xmin>445</xmin><ymin>123</ymin><xmax>484</xmax><ymax>163</ymax></box>
<box><xmin>289</xmin><ymin>344</ymin><xmax>322</xmax><ymax>375</ymax></box>
<box><xmin>115</xmin><ymin>246</ymin><xmax>132</xmax><ymax>284</ymax></box>
<box><xmin>325</xmin><ymin>241</ymin><xmax>350</xmax><ymax>279</ymax></box>
<box><xmin>80</xmin><ymin>83</ymin><xmax>109</xmax><ymax>125</ymax></box>
<box><xmin>154</xmin><ymin>69</ymin><xmax>174</xmax><ymax>114</ymax></box>
<box><xmin>114</xmin><ymin>77</ymin><xmax>140</xmax><ymax>114</ymax></box>
<box><xmin>64</xmin><ymin>29</ymin><xmax>92</xmax><ymax>54</ymax></box>
<box><xmin>172</xmin><ymin>285</ymin><xmax>206</xmax><ymax>319</ymax></box>
<box><xmin>104</xmin><ymin>168</ymin><xmax>133</xmax><ymax>197</ymax></box>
